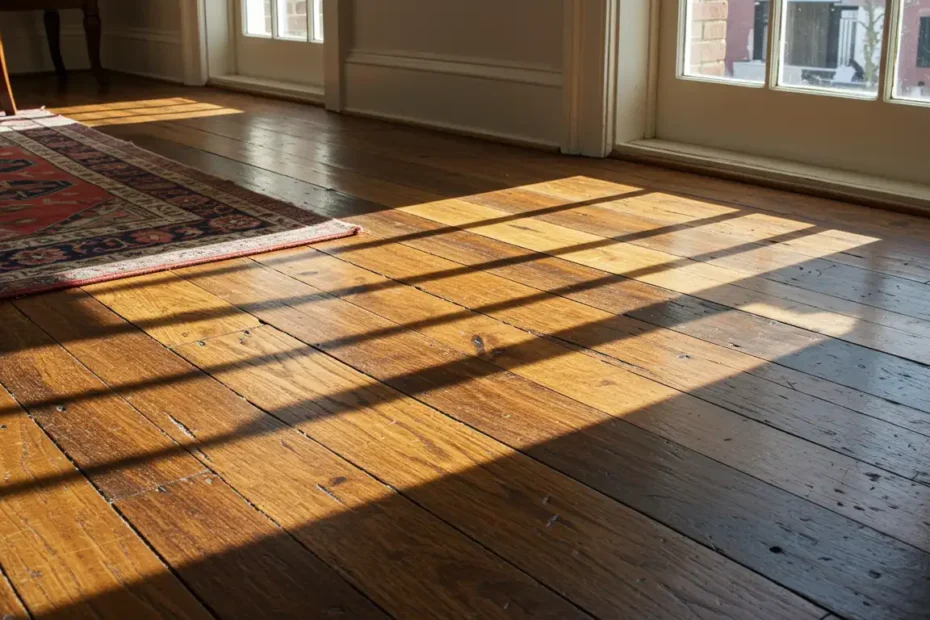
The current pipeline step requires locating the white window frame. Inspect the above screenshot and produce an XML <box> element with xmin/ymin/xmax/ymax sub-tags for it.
<box><xmin>240</xmin><ymin>0</ymin><xmax>323</xmax><ymax>43</ymax></box>
<box><xmin>674</xmin><ymin>0</ymin><xmax>930</xmax><ymax>107</ymax></box>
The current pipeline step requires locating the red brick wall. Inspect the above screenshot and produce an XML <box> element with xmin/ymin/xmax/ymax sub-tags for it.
<box><xmin>690</xmin><ymin>0</ymin><xmax>729</xmax><ymax>77</ymax></box>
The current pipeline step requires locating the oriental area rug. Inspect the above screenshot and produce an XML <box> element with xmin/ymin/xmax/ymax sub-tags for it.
<box><xmin>0</xmin><ymin>110</ymin><xmax>359</xmax><ymax>299</ymax></box>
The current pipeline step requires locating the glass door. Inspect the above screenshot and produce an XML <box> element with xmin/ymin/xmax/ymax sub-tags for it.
<box><xmin>655</xmin><ymin>0</ymin><xmax>930</xmax><ymax>185</ymax></box>
<box><xmin>234</xmin><ymin>0</ymin><xmax>325</xmax><ymax>87</ymax></box>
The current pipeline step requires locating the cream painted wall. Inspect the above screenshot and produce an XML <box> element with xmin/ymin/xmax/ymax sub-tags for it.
<box><xmin>344</xmin><ymin>0</ymin><xmax>565</xmax><ymax>147</ymax></box>
<box><xmin>2</xmin><ymin>0</ymin><xmax>185</xmax><ymax>83</ymax></box>
<box><xmin>0</xmin><ymin>10</ymin><xmax>89</xmax><ymax>74</ymax></box>
<box><xmin>351</xmin><ymin>0</ymin><xmax>562</xmax><ymax>68</ymax></box>
<box><xmin>103</xmin><ymin>0</ymin><xmax>185</xmax><ymax>83</ymax></box>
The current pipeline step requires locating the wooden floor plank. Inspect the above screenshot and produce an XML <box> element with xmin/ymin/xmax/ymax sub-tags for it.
<box><xmin>85</xmin><ymin>271</ymin><xmax>260</xmax><ymax>348</ymax></box>
<box><xmin>253</xmin><ymin>244</ymin><xmax>930</xmax><ymax>545</ymax></box>
<box><xmin>345</xmin><ymin>209</ymin><xmax>930</xmax><ymax>438</ymax></box>
<box><xmin>172</xmin><ymin>256</ymin><xmax>930</xmax><ymax>620</ymax></box>
<box><xmin>178</xmin><ymin>323</ymin><xmax>817</xmax><ymax>620</ymax></box>
<box><xmin>13</xmin><ymin>289</ymin><xmax>588</xmax><ymax>620</ymax></box>
<box><xmin>0</xmin><ymin>302</ymin><xmax>384</xmax><ymax>619</ymax></box>
<box><xmin>299</xmin><ymin>233</ymin><xmax>930</xmax><ymax>480</ymax></box>
<box><xmin>0</xmin><ymin>302</ymin><xmax>205</xmax><ymax>501</ymax></box>
<box><xmin>114</xmin><ymin>473</ymin><xmax>386</xmax><ymax>620</ymax></box>
<box><xmin>0</xmin><ymin>386</ymin><xmax>211</xmax><ymax>619</ymax></box>
<box><xmin>398</xmin><ymin>197</ymin><xmax>930</xmax><ymax>383</ymax></box>
<box><xmin>108</xmin><ymin>122</ymin><xmax>443</xmax><ymax>210</ymax></box>
<box><xmin>469</xmin><ymin>178</ymin><xmax>930</xmax><ymax>330</ymax></box>
<box><xmin>0</xmin><ymin>566</ymin><xmax>30</xmax><ymax>619</ymax></box>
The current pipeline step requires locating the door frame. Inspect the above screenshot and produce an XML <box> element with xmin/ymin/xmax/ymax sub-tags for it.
<box><xmin>184</xmin><ymin>0</ymin><xmax>347</xmax><ymax>110</ymax></box>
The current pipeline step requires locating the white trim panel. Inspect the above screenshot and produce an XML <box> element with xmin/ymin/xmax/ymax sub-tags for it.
<box><xmin>103</xmin><ymin>27</ymin><xmax>185</xmax><ymax>84</ymax></box>
<box><xmin>346</xmin><ymin>49</ymin><xmax>563</xmax><ymax>87</ymax></box>
<box><xmin>209</xmin><ymin>74</ymin><xmax>324</xmax><ymax>104</ymax></box>
<box><xmin>615</xmin><ymin>138</ymin><xmax>930</xmax><ymax>216</ymax></box>
<box><xmin>343</xmin><ymin>48</ymin><xmax>563</xmax><ymax>148</ymax></box>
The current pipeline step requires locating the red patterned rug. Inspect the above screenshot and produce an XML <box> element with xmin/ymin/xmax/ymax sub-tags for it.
<box><xmin>0</xmin><ymin>110</ymin><xmax>359</xmax><ymax>299</ymax></box>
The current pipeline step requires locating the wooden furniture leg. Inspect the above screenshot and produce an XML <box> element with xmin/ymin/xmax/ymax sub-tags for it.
<box><xmin>83</xmin><ymin>0</ymin><xmax>107</xmax><ymax>88</ymax></box>
<box><xmin>43</xmin><ymin>9</ymin><xmax>67</xmax><ymax>81</ymax></box>
<box><xmin>0</xmin><ymin>33</ymin><xmax>16</xmax><ymax>116</ymax></box>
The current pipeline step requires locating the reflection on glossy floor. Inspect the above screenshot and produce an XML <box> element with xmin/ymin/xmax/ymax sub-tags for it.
<box><xmin>3</xmin><ymin>73</ymin><xmax>930</xmax><ymax>620</ymax></box>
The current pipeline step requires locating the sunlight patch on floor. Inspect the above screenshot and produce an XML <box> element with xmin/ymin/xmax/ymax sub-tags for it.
<box><xmin>50</xmin><ymin>98</ymin><xmax>242</xmax><ymax>127</ymax></box>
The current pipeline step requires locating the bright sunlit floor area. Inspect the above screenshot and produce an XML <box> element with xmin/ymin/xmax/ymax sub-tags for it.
<box><xmin>2</xmin><ymin>74</ymin><xmax>930</xmax><ymax>620</ymax></box>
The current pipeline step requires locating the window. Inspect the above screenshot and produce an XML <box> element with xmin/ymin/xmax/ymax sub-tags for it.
<box><xmin>778</xmin><ymin>1</ymin><xmax>886</xmax><ymax>95</ymax></box>
<box><xmin>894</xmin><ymin>8</ymin><xmax>930</xmax><ymax>102</ymax></box>
<box><xmin>659</xmin><ymin>1</ymin><xmax>930</xmax><ymax>186</ymax></box>
<box><xmin>243</xmin><ymin>0</ymin><xmax>323</xmax><ymax>42</ymax></box>
<box><xmin>683</xmin><ymin>0</ymin><xmax>769</xmax><ymax>83</ymax></box>
<box><xmin>753</xmin><ymin>1</ymin><xmax>770</xmax><ymax>62</ymax></box>
<box><xmin>918</xmin><ymin>16</ymin><xmax>930</xmax><ymax>67</ymax></box>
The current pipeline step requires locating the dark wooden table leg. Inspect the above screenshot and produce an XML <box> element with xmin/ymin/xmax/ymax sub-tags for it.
<box><xmin>43</xmin><ymin>9</ymin><xmax>67</xmax><ymax>82</ymax></box>
<box><xmin>83</xmin><ymin>0</ymin><xmax>107</xmax><ymax>89</ymax></box>
<box><xmin>0</xmin><ymin>34</ymin><xmax>16</xmax><ymax>116</ymax></box>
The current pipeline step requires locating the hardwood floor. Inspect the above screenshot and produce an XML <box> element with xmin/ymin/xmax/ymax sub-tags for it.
<box><xmin>3</xmin><ymin>72</ymin><xmax>930</xmax><ymax>619</ymax></box>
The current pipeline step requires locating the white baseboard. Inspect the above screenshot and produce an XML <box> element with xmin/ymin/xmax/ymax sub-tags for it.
<box><xmin>614</xmin><ymin>139</ymin><xmax>930</xmax><ymax>217</ymax></box>
<box><xmin>344</xmin><ymin>106</ymin><xmax>559</xmax><ymax>152</ymax></box>
<box><xmin>209</xmin><ymin>75</ymin><xmax>325</xmax><ymax>105</ymax></box>
<box><xmin>346</xmin><ymin>49</ymin><xmax>562</xmax><ymax>88</ymax></box>
<box><xmin>344</xmin><ymin>49</ymin><xmax>563</xmax><ymax>148</ymax></box>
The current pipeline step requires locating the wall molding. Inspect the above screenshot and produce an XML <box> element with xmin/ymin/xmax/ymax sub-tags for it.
<box><xmin>346</xmin><ymin>49</ymin><xmax>563</xmax><ymax>88</ymax></box>
<box><xmin>562</xmin><ymin>0</ymin><xmax>619</xmax><ymax>157</ymax></box>
<box><xmin>181</xmin><ymin>0</ymin><xmax>209</xmax><ymax>85</ymax></box>
<box><xmin>344</xmin><ymin>106</ymin><xmax>560</xmax><ymax>151</ymax></box>
<box><xmin>102</xmin><ymin>25</ymin><xmax>185</xmax><ymax>84</ymax></box>
<box><xmin>103</xmin><ymin>26</ymin><xmax>182</xmax><ymax>46</ymax></box>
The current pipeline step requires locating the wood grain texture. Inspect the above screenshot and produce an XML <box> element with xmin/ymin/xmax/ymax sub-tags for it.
<box><xmin>0</xmin><ymin>385</ymin><xmax>210</xmax><ymax>619</ymax></box>
<box><xmin>174</xmin><ymin>323</ymin><xmax>819</xmax><ymax>620</ymax></box>
<box><xmin>0</xmin><ymin>567</ymin><xmax>28</xmax><ymax>619</ymax></box>
<box><xmin>398</xmin><ymin>195</ymin><xmax>930</xmax><ymax>367</ymax></box>
<box><xmin>256</xmin><ymin>243</ymin><xmax>930</xmax><ymax>550</ymax></box>
<box><xmin>470</xmin><ymin>178</ymin><xmax>930</xmax><ymax>323</ymax></box>
<box><xmin>1</xmin><ymin>300</ymin><xmax>384</xmax><ymax>617</ymax></box>
<box><xmin>344</xmin><ymin>209</ymin><xmax>930</xmax><ymax>439</ymax></box>
<box><xmin>115</xmin><ymin>473</ymin><xmax>386</xmax><ymax>620</ymax></box>
<box><xmin>85</xmin><ymin>271</ymin><xmax>260</xmax><ymax>347</ymax></box>
<box><xmin>174</xmin><ymin>256</ymin><xmax>930</xmax><ymax>620</ymax></box>
<box><xmin>0</xmin><ymin>302</ymin><xmax>205</xmax><ymax>500</ymax></box>
<box><xmin>14</xmin><ymin>289</ymin><xmax>586</xmax><ymax>620</ymax></box>
<box><xmin>397</xmin><ymin>197</ymin><xmax>930</xmax><ymax>406</ymax></box>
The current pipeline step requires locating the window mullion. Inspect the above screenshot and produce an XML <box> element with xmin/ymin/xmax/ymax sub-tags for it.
<box><xmin>879</xmin><ymin>0</ymin><xmax>902</xmax><ymax>101</ymax></box>
<box><xmin>307</xmin><ymin>0</ymin><xmax>314</xmax><ymax>42</ymax></box>
<box><xmin>678</xmin><ymin>0</ymin><xmax>690</xmax><ymax>77</ymax></box>
<box><xmin>270</xmin><ymin>0</ymin><xmax>280</xmax><ymax>39</ymax></box>
<box><xmin>765</xmin><ymin>0</ymin><xmax>785</xmax><ymax>89</ymax></box>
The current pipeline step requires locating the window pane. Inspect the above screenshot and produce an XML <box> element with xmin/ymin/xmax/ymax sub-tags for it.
<box><xmin>684</xmin><ymin>0</ymin><xmax>770</xmax><ymax>83</ymax></box>
<box><xmin>779</xmin><ymin>0</ymin><xmax>886</xmax><ymax>95</ymax></box>
<box><xmin>277</xmin><ymin>0</ymin><xmax>308</xmax><ymax>40</ymax></box>
<box><xmin>244</xmin><ymin>0</ymin><xmax>272</xmax><ymax>36</ymax></box>
<box><xmin>311</xmin><ymin>0</ymin><xmax>324</xmax><ymax>42</ymax></box>
<box><xmin>894</xmin><ymin>7</ymin><xmax>930</xmax><ymax>102</ymax></box>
